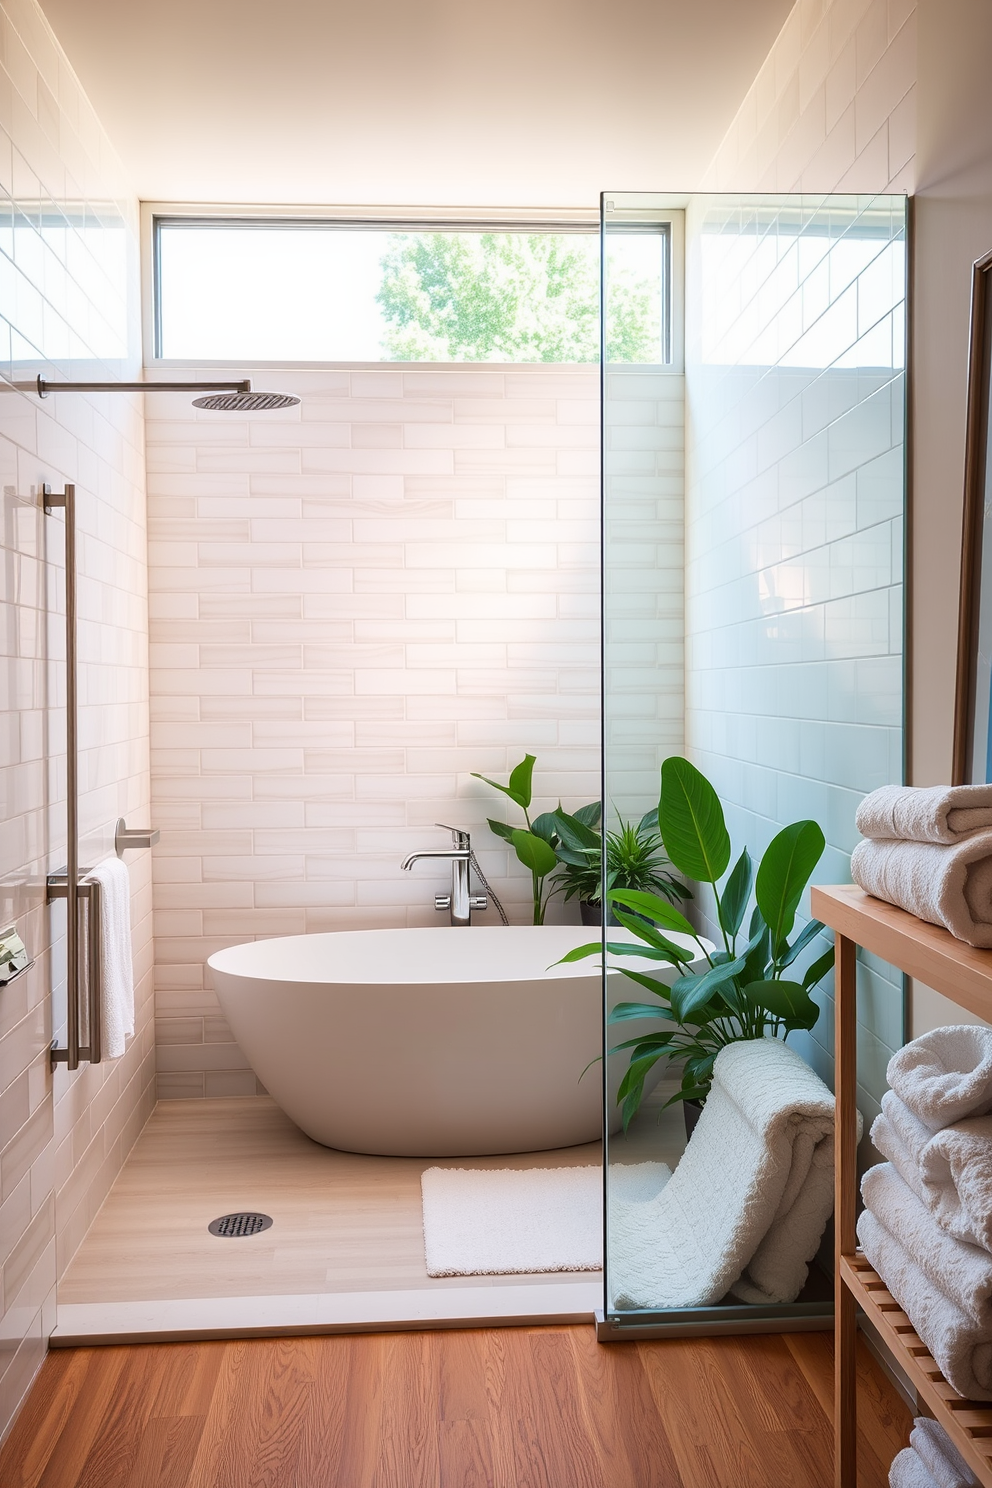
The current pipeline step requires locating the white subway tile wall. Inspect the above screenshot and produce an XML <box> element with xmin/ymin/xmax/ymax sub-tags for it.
<box><xmin>0</xmin><ymin>0</ymin><xmax>151</xmax><ymax>1445</ymax></box>
<box><xmin>144</xmin><ymin>366</ymin><xmax>603</xmax><ymax>1096</ymax></box>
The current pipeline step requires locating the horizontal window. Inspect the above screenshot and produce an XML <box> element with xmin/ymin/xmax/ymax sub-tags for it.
<box><xmin>153</xmin><ymin>218</ymin><xmax>670</xmax><ymax>365</ymax></box>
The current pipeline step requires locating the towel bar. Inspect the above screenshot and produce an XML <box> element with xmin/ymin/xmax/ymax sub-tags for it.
<box><xmin>47</xmin><ymin>875</ymin><xmax>102</xmax><ymax>1066</ymax></box>
<box><xmin>115</xmin><ymin>819</ymin><xmax>160</xmax><ymax>856</ymax></box>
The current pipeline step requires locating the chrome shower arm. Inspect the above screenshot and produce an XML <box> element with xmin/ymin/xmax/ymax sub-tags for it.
<box><xmin>28</xmin><ymin>377</ymin><xmax>252</xmax><ymax>397</ymax></box>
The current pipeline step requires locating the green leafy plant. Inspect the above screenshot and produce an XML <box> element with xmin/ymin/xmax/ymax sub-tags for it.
<box><xmin>559</xmin><ymin>756</ymin><xmax>834</xmax><ymax>1128</ymax></box>
<box><xmin>551</xmin><ymin>807</ymin><xmax>690</xmax><ymax>918</ymax></box>
<box><xmin>472</xmin><ymin>754</ymin><xmax>599</xmax><ymax>925</ymax></box>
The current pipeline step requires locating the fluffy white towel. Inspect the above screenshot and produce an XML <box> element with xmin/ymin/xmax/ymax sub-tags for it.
<box><xmin>858</xmin><ymin>1208</ymin><xmax>992</xmax><ymax>1399</ymax></box>
<box><xmin>911</xmin><ymin>1417</ymin><xmax>980</xmax><ymax>1488</ymax></box>
<box><xmin>851</xmin><ymin>835</ymin><xmax>992</xmax><ymax>949</ymax></box>
<box><xmin>862</xmin><ymin>1164</ymin><xmax>992</xmax><ymax>1324</ymax></box>
<box><xmin>857</xmin><ymin>785</ymin><xmax>992</xmax><ymax>845</ymax></box>
<box><xmin>87</xmin><ymin>856</ymin><xmax>134</xmax><ymax>1060</ymax></box>
<box><xmin>610</xmin><ymin>1039</ymin><xmax>841</xmax><ymax>1310</ymax></box>
<box><xmin>890</xmin><ymin>1448</ymin><xmax>941</xmax><ymax>1488</ymax></box>
<box><xmin>888</xmin><ymin>1027</ymin><xmax>992</xmax><ymax>1132</ymax></box>
<box><xmin>872</xmin><ymin>1092</ymin><xmax>992</xmax><ymax>1252</ymax></box>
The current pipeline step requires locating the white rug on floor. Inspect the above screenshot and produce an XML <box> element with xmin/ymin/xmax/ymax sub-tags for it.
<box><xmin>421</xmin><ymin>1163</ymin><xmax>671</xmax><ymax>1277</ymax></box>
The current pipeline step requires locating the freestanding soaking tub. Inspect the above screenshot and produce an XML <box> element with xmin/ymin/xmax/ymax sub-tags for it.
<box><xmin>207</xmin><ymin>923</ymin><xmax>705</xmax><ymax>1157</ymax></box>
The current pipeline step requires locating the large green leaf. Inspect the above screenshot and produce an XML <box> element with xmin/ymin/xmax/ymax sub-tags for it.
<box><xmin>608</xmin><ymin>888</ymin><xmax>698</xmax><ymax>940</ymax></box>
<box><xmin>553</xmin><ymin>809</ymin><xmax>601</xmax><ymax>851</ymax></box>
<box><xmin>530</xmin><ymin>811</ymin><xmax>560</xmax><ymax>845</ymax></box>
<box><xmin>610</xmin><ymin>910</ymin><xmax>695</xmax><ymax>965</ymax></box>
<box><xmin>754</xmin><ymin>820</ymin><xmax>825</xmax><ymax>951</ymax></box>
<box><xmin>574</xmin><ymin>801</ymin><xmax>603</xmax><ymax>829</ymax></box>
<box><xmin>552</xmin><ymin>942</ymin><xmax>600</xmax><ymax>964</ymax></box>
<box><xmin>637</xmin><ymin>806</ymin><xmax>660</xmax><ymax>833</ymax></box>
<box><xmin>659</xmin><ymin>757</ymin><xmax>731</xmax><ymax>884</ymax></box>
<box><xmin>779</xmin><ymin>917</ymin><xmax>826</xmax><ymax>968</ymax></box>
<box><xmin>744</xmin><ymin>979</ymin><xmax>820</xmax><ymax>1030</ymax></box>
<box><xmin>719</xmin><ymin>849</ymin><xmax>753</xmax><ymax>939</ymax></box>
<box><xmin>511</xmin><ymin>829</ymin><xmax>557</xmax><ymax>877</ymax></box>
<box><xmin>669</xmin><ymin>952</ymin><xmax>747</xmax><ymax>1022</ymax></box>
<box><xmin>486</xmin><ymin>817</ymin><xmax>515</xmax><ymax>843</ymax></box>
<box><xmin>508</xmin><ymin>754</ymin><xmax>536</xmax><ymax>809</ymax></box>
<box><xmin>608</xmin><ymin>1002</ymin><xmax>676</xmax><ymax>1022</ymax></box>
<box><xmin>802</xmin><ymin>945</ymin><xmax>835</xmax><ymax>992</ymax></box>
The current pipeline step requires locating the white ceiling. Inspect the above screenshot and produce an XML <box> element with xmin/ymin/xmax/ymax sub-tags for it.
<box><xmin>37</xmin><ymin>0</ymin><xmax>793</xmax><ymax>209</ymax></box>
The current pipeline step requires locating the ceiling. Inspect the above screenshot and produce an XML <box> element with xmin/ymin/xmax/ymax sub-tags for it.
<box><xmin>37</xmin><ymin>0</ymin><xmax>793</xmax><ymax>209</ymax></box>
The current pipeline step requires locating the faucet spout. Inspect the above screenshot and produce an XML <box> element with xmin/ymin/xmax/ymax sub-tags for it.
<box><xmin>400</xmin><ymin>829</ymin><xmax>486</xmax><ymax>925</ymax></box>
<box><xmin>401</xmin><ymin>848</ymin><xmax>470</xmax><ymax>871</ymax></box>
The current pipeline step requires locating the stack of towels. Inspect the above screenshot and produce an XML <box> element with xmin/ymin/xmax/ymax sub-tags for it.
<box><xmin>890</xmin><ymin>1417</ymin><xmax>979</xmax><ymax>1488</ymax></box>
<box><xmin>851</xmin><ymin>783</ymin><xmax>992</xmax><ymax>947</ymax></box>
<box><xmin>858</xmin><ymin>1025</ymin><xmax>992</xmax><ymax>1399</ymax></box>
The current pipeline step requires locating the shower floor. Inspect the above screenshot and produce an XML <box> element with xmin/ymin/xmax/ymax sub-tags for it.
<box><xmin>54</xmin><ymin>1091</ymin><xmax>686</xmax><ymax>1346</ymax></box>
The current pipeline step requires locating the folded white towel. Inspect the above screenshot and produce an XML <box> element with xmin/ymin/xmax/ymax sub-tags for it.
<box><xmin>858</xmin><ymin>1207</ymin><xmax>992</xmax><ymax>1399</ymax></box>
<box><xmin>911</xmin><ymin>1417</ymin><xmax>980</xmax><ymax>1488</ymax></box>
<box><xmin>610</xmin><ymin>1039</ymin><xmax>840</xmax><ymax>1310</ymax></box>
<box><xmin>857</xmin><ymin>785</ymin><xmax>992</xmax><ymax>845</ymax></box>
<box><xmin>851</xmin><ymin>835</ymin><xmax>992</xmax><ymax>948</ymax></box>
<box><xmin>890</xmin><ymin>1447</ymin><xmax>942</xmax><ymax>1488</ymax></box>
<box><xmin>87</xmin><ymin>856</ymin><xmax>134</xmax><ymax>1060</ymax></box>
<box><xmin>862</xmin><ymin>1164</ymin><xmax>992</xmax><ymax>1324</ymax></box>
<box><xmin>872</xmin><ymin>1092</ymin><xmax>992</xmax><ymax>1252</ymax></box>
<box><xmin>888</xmin><ymin>1027</ymin><xmax>992</xmax><ymax>1132</ymax></box>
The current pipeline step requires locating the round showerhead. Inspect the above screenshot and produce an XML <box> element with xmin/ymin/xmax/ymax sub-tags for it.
<box><xmin>192</xmin><ymin>390</ymin><xmax>300</xmax><ymax>411</ymax></box>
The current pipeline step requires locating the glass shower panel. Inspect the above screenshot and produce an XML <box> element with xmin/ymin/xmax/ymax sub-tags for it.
<box><xmin>601</xmin><ymin>192</ymin><xmax>908</xmax><ymax>1334</ymax></box>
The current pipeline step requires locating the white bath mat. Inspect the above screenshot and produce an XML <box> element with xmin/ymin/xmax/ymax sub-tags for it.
<box><xmin>420</xmin><ymin>1163</ymin><xmax>671</xmax><ymax>1277</ymax></box>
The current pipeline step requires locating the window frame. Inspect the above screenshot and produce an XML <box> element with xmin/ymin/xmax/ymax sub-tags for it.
<box><xmin>141</xmin><ymin>201</ymin><xmax>683</xmax><ymax>370</ymax></box>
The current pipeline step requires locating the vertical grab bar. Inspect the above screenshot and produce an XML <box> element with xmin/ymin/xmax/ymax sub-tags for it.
<box><xmin>45</xmin><ymin>482</ymin><xmax>87</xmax><ymax>1070</ymax></box>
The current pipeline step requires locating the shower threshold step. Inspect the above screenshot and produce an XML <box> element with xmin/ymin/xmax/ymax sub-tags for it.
<box><xmin>52</xmin><ymin>1281</ymin><xmax>602</xmax><ymax>1346</ymax></box>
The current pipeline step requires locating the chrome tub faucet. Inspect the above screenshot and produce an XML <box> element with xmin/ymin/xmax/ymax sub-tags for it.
<box><xmin>401</xmin><ymin>824</ymin><xmax>488</xmax><ymax>927</ymax></box>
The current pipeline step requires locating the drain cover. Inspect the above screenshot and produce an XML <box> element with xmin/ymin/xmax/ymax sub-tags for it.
<box><xmin>208</xmin><ymin>1211</ymin><xmax>273</xmax><ymax>1238</ymax></box>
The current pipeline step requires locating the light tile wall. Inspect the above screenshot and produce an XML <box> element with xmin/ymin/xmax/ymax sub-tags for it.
<box><xmin>0</xmin><ymin>0</ymin><xmax>151</xmax><ymax>1444</ymax></box>
<box><xmin>144</xmin><ymin>365</ymin><xmax>601</xmax><ymax>1096</ymax></box>
<box><xmin>604</xmin><ymin>369</ymin><xmax>685</xmax><ymax>819</ymax></box>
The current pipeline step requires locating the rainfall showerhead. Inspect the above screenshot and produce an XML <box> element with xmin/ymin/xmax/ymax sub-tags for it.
<box><xmin>192</xmin><ymin>390</ymin><xmax>300</xmax><ymax>411</ymax></box>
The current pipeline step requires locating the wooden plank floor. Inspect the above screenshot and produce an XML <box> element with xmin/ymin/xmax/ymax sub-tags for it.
<box><xmin>0</xmin><ymin>1325</ymin><xmax>910</xmax><ymax>1487</ymax></box>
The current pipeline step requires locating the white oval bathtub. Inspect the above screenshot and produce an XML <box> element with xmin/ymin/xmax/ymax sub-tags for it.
<box><xmin>206</xmin><ymin>924</ymin><xmax>707</xmax><ymax>1157</ymax></box>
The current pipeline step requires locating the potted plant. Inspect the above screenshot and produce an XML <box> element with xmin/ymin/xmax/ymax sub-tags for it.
<box><xmin>551</xmin><ymin>807</ymin><xmax>690</xmax><ymax>925</ymax></box>
<box><xmin>560</xmin><ymin>756</ymin><xmax>835</xmax><ymax>1131</ymax></box>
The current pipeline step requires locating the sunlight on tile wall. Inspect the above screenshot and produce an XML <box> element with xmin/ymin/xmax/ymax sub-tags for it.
<box><xmin>0</xmin><ymin>0</ymin><xmax>151</xmax><ymax>1445</ymax></box>
<box><xmin>144</xmin><ymin>366</ymin><xmax>601</xmax><ymax>1097</ymax></box>
<box><xmin>684</xmin><ymin>193</ymin><xmax>907</xmax><ymax>1124</ymax></box>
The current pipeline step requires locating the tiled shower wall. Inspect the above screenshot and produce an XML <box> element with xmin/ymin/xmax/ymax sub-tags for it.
<box><xmin>0</xmin><ymin>0</ymin><xmax>151</xmax><ymax>1444</ymax></box>
<box><xmin>144</xmin><ymin>366</ymin><xmax>604</xmax><ymax>1096</ymax></box>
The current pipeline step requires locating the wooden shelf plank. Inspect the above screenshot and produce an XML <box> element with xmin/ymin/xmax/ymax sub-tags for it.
<box><xmin>811</xmin><ymin>886</ymin><xmax>992</xmax><ymax>1022</ymax></box>
<box><xmin>841</xmin><ymin>1255</ymin><xmax>992</xmax><ymax>1481</ymax></box>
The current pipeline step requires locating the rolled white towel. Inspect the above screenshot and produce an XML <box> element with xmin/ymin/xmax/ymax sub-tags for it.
<box><xmin>857</xmin><ymin>1207</ymin><xmax>992</xmax><ymax>1399</ymax></box>
<box><xmin>857</xmin><ymin>785</ymin><xmax>992</xmax><ymax>845</ymax></box>
<box><xmin>862</xmin><ymin>1164</ymin><xmax>992</xmax><ymax>1324</ymax></box>
<box><xmin>872</xmin><ymin>1092</ymin><xmax>992</xmax><ymax>1252</ymax></box>
<box><xmin>851</xmin><ymin>835</ymin><xmax>992</xmax><ymax>949</ymax></box>
<box><xmin>888</xmin><ymin>1027</ymin><xmax>992</xmax><ymax>1132</ymax></box>
<box><xmin>911</xmin><ymin>1417</ymin><xmax>980</xmax><ymax>1488</ymax></box>
<box><xmin>890</xmin><ymin>1447</ymin><xmax>941</xmax><ymax>1488</ymax></box>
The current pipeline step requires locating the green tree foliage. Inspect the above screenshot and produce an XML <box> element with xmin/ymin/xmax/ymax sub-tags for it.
<box><xmin>376</xmin><ymin>233</ymin><xmax>658</xmax><ymax>363</ymax></box>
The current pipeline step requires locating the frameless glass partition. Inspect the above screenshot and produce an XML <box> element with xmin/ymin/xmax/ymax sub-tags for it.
<box><xmin>601</xmin><ymin>192</ymin><xmax>908</xmax><ymax>1335</ymax></box>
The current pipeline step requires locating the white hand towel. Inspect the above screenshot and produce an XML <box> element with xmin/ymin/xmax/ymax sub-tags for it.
<box><xmin>851</xmin><ymin>836</ymin><xmax>992</xmax><ymax>949</ymax></box>
<box><xmin>888</xmin><ymin>1027</ymin><xmax>992</xmax><ymax>1131</ymax></box>
<box><xmin>862</xmin><ymin>1164</ymin><xmax>992</xmax><ymax>1324</ymax></box>
<box><xmin>857</xmin><ymin>784</ymin><xmax>992</xmax><ymax>845</ymax></box>
<box><xmin>857</xmin><ymin>1207</ymin><xmax>992</xmax><ymax>1399</ymax></box>
<box><xmin>890</xmin><ymin>1448</ymin><xmax>942</xmax><ymax>1488</ymax></box>
<box><xmin>610</xmin><ymin>1038</ymin><xmax>842</xmax><ymax>1310</ymax></box>
<box><xmin>911</xmin><ymin>1417</ymin><xmax>980</xmax><ymax>1488</ymax></box>
<box><xmin>87</xmin><ymin>856</ymin><xmax>134</xmax><ymax>1059</ymax></box>
<box><xmin>872</xmin><ymin>1092</ymin><xmax>992</xmax><ymax>1252</ymax></box>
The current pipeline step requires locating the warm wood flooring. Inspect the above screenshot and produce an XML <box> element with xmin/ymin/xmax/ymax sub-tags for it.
<box><xmin>0</xmin><ymin>1325</ymin><xmax>909</xmax><ymax>1487</ymax></box>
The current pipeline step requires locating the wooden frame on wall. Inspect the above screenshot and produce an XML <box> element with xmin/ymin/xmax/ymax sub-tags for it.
<box><xmin>953</xmin><ymin>247</ymin><xmax>992</xmax><ymax>785</ymax></box>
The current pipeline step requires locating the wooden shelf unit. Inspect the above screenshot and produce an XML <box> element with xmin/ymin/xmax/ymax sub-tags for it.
<box><xmin>811</xmin><ymin>885</ymin><xmax>992</xmax><ymax>1488</ymax></box>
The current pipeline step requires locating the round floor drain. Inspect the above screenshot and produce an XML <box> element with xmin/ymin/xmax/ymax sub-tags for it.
<box><xmin>208</xmin><ymin>1211</ymin><xmax>273</xmax><ymax>1238</ymax></box>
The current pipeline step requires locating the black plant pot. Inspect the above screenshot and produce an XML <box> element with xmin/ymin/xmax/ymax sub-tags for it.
<box><xmin>579</xmin><ymin>900</ymin><xmax>601</xmax><ymax>926</ymax></box>
<box><xmin>682</xmin><ymin>1098</ymin><xmax>704</xmax><ymax>1141</ymax></box>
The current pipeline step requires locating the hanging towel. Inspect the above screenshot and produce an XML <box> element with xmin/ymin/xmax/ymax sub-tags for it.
<box><xmin>871</xmin><ymin>1092</ymin><xmax>992</xmax><ymax>1252</ymax></box>
<box><xmin>890</xmin><ymin>1448</ymin><xmax>942</xmax><ymax>1488</ymax></box>
<box><xmin>911</xmin><ymin>1417</ymin><xmax>980</xmax><ymax>1488</ymax></box>
<box><xmin>850</xmin><ymin>835</ymin><xmax>992</xmax><ymax>948</ymax></box>
<box><xmin>888</xmin><ymin>1027</ymin><xmax>992</xmax><ymax>1132</ymax></box>
<box><xmin>862</xmin><ymin>1164</ymin><xmax>992</xmax><ymax>1324</ymax></box>
<box><xmin>610</xmin><ymin>1038</ymin><xmax>844</xmax><ymax>1310</ymax></box>
<box><xmin>857</xmin><ymin>1207</ymin><xmax>992</xmax><ymax>1399</ymax></box>
<box><xmin>856</xmin><ymin>785</ymin><xmax>992</xmax><ymax>846</ymax></box>
<box><xmin>87</xmin><ymin>856</ymin><xmax>134</xmax><ymax>1059</ymax></box>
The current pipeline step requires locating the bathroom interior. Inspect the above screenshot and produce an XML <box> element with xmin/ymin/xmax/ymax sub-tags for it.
<box><xmin>3</xmin><ymin>0</ymin><xmax>992</xmax><ymax>1482</ymax></box>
